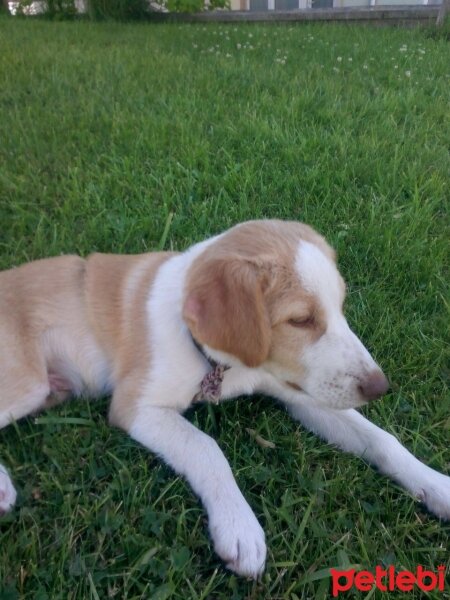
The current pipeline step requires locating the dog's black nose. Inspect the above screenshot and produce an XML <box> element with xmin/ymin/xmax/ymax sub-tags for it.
<box><xmin>359</xmin><ymin>371</ymin><xmax>390</xmax><ymax>401</ymax></box>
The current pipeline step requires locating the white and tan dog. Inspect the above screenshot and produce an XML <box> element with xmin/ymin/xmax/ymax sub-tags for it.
<box><xmin>1</xmin><ymin>220</ymin><xmax>449</xmax><ymax>577</ymax></box>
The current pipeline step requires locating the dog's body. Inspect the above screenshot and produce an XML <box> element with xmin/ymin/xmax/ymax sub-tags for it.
<box><xmin>1</xmin><ymin>220</ymin><xmax>449</xmax><ymax>577</ymax></box>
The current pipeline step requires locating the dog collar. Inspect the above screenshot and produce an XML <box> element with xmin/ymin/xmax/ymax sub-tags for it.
<box><xmin>191</xmin><ymin>336</ymin><xmax>230</xmax><ymax>404</ymax></box>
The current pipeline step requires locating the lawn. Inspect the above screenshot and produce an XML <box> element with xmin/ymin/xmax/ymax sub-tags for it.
<box><xmin>0</xmin><ymin>15</ymin><xmax>449</xmax><ymax>600</ymax></box>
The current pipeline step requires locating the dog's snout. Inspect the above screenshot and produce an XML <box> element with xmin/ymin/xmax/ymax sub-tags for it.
<box><xmin>359</xmin><ymin>371</ymin><xmax>390</xmax><ymax>401</ymax></box>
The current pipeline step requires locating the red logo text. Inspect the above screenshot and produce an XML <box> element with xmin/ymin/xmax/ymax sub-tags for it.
<box><xmin>330</xmin><ymin>565</ymin><xmax>446</xmax><ymax>596</ymax></box>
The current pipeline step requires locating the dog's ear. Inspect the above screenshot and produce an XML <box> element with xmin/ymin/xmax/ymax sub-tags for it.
<box><xmin>183</xmin><ymin>258</ymin><xmax>271</xmax><ymax>368</ymax></box>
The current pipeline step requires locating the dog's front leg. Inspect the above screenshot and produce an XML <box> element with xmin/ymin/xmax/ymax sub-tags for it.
<box><xmin>287</xmin><ymin>403</ymin><xmax>450</xmax><ymax>520</ymax></box>
<box><xmin>128</xmin><ymin>406</ymin><xmax>266</xmax><ymax>578</ymax></box>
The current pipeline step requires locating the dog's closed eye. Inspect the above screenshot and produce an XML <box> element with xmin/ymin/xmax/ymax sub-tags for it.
<box><xmin>287</xmin><ymin>316</ymin><xmax>315</xmax><ymax>328</ymax></box>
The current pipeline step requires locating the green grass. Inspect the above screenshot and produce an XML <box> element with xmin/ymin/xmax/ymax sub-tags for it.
<box><xmin>0</xmin><ymin>16</ymin><xmax>449</xmax><ymax>600</ymax></box>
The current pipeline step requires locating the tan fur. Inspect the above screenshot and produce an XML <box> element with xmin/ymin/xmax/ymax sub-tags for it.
<box><xmin>0</xmin><ymin>220</ymin><xmax>336</xmax><ymax>427</ymax></box>
<box><xmin>0</xmin><ymin>256</ymin><xmax>88</xmax><ymax>418</ymax></box>
<box><xmin>86</xmin><ymin>252</ymin><xmax>177</xmax><ymax>430</ymax></box>
<box><xmin>0</xmin><ymin>252</ymin><xmax>175</xmax><ymax>428</ymax></box>
<box><xmin>183</xmin><ymin>220</ymin><xmax>333</xmax><ymax>375</ymax></box>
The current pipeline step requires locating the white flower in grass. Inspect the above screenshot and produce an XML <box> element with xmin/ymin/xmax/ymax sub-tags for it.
<box><xmin>237</xmin><ymin>43</ymin><xmax>242</xmax><ymax>49</ymax></box>
<box><xmin>363</xmin><ymin>64</ymin><xmax>368</xmax><ymax>69</ymax></box>
<box><xmin>193</xmin><ymin>43</ymin><xmax>198</xmax><ymax>48</ymax></box>
<box><xmin>226</xmin><ymin>53</ymin><xmax>232</xmax><ymax>58</ymax></box>
<box><xmin>394</xmin><ymin>64</ymin><xmax>398</xmax><ymax>69</ymax></box>
<box><xmin>337</xmin><ymin>56</ymin><xmax>342</xmax><ymax>62</ymax></box>
<box><xmin>333</xmin><ymin>66</ymin><xmax>339</xmax><ymax>72</ymax></box>
<box><xmin>405</xmin><ymin>70</ymin><xmax>411</xmax><ymax>77</ymax></box>
<box><xmin>348</xmin><ymin>57</ymin><xmax>352</xmax><ymax>62</ymax></box>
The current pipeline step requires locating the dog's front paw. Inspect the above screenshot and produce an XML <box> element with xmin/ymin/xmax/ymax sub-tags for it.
<box><xmin>417</xmin><ymin>470</ymin><xmax>450</xmax><ymax>520</ymax></box>
<box><xmin>0</xmin><ymin>466</ymin><xmax>17</xmax><ymax>515</ymax></box>
<box><xmin>209</xmin><ymin>496</ymin><xmax>266</xmax><ymax>579</ymax></box>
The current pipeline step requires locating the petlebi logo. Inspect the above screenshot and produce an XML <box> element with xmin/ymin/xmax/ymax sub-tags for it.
<box><xmin>330</xmin><ymin>565</ymin><xmax>446</xmax><ymax>596</ymax></box>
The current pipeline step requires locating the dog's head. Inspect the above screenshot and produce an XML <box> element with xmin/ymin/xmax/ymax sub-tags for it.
<box><xmin>183</xmin><ymin>220</ymin><xmax>389</xmax><ymax>410</ymax></box>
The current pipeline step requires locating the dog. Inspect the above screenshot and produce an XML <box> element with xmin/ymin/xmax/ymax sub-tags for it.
<box><xmin>1</xmin><ymin>220</ymin><xmax>449</xmax><ymax>578</ymax></box>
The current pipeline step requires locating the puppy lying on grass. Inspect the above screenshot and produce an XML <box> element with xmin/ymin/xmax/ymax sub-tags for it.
<box><xmin>1</xmin><ymin>220</ymin><xmax>449</xmax><ymax>577</ymax></box>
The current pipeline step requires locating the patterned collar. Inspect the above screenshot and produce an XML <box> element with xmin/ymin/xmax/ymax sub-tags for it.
<box><xmin>191</xmin><ymin>336</ymin><xmax>230</xmax><ymax>405</ymax></box>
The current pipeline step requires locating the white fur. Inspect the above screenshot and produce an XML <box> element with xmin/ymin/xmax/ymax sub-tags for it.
<box><xmin>0</xmin><ymin>464</ymin><xmax>17</xmax><ymax>514</ymax></box>
<box><xmin>287</xmin><ymin>402</ymin><xmax>450</xmax><ymax>520</ymax></box>
<box><xmin>2</xmin><ymin>223</ymin><xmax>449</xmax><ymax>579</ymax></box>
<box><xmin>129</xmin><ymin>406</ymin><xmax>266</xmax><ymax>577</ymax></box>
<box><xmin>124</xmin><ymin>232</ymin><xmax>449</xmax><ymax>577</ymax></box>
<box><xmin>42</xmin><ymin>327</ymin><xmax>112</xmax><ymax>398</ymax></box>
<box><xmin>295</xmin><ymin>241</ymin><xmax>382</xmax><ymax>409</ymax></box>
<box><xmin>139</xmin><ymin>238</ymin><xmax>222</xmax><ymax>413</ymax></box>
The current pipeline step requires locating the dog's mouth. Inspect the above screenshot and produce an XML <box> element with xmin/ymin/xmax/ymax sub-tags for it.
<box><xmin>284</xmin><ymin>380</ymin><xmax>366</xmax><ymax>410</ymax></box>
<box><xmin>285</xmin><ymin>381</ymin><xmax>304</xmax><ymax>393</ymax></box>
